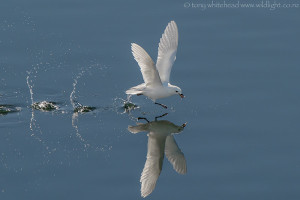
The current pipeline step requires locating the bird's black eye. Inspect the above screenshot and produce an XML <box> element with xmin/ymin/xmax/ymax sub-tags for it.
<box><xmin>175</xmin><ymin>91</ymin><xmax>178</xmax><ymax>93</ymax></box>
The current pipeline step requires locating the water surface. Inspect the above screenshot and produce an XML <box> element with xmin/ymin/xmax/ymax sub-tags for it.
<box><xmin>1</xmin><ymin>0</ymin><xmax>300</xmax><ymax>199</ymax></box>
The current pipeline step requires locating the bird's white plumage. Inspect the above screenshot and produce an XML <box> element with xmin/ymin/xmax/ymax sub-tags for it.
<box><xmin>125</xmin><ymin>83</ymin><xmax>146</xmax><ymax>96</ymax></box>
<box><xmin>156</xmin><ymin>21</ymin><xmax>178</xmax><ymax>84</ymax></box>
<box><xmin>126</xmin><ymin>21</ymin><xmax>183</xmax><ymax>103</ymax></box>
<box><xmin>131</xmin><ymin>43</ymin><xmax>162</xmax><ymax>87</ymax></box>
<box><xmin>127</xmin><ymin>122</ymin><xmax>148</xmax><ymax>134</ymax></box>
<box><xmin>165</xmin><ymin>135</ymin><xmax>187</xmax><ymax>174</ymax></box>
<box><xmin>128</xmin><ymin>119</ymin><xmax>186</xmax><ymax>198</ymax></box>
<box><xmin>140</xmin><ymin>134</ymin><xmax>165</xmax><ymax>198</ymax></box>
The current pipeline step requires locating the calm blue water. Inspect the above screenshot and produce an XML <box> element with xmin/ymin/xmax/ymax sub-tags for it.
<box><xmin>1</xmin><ymin>0</ymin><xmax>300</xmax><ymax>199</ymax></box>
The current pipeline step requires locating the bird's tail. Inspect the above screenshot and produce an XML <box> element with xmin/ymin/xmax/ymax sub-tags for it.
<box><xmin>125</xmin><ymin>83</ymin><xmax>146</xmax><ymax>95</ymax></box>
<box><xmin>128</xmin><ymin>123</ymin><xmax>148</xmax><ymax>134</ymax></box>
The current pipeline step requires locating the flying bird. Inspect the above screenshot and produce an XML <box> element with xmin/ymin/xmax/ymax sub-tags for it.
<box><xmin>126</xmin><ymin>21</ymin><xmax>184</xmax><ymax>109</ymax></box>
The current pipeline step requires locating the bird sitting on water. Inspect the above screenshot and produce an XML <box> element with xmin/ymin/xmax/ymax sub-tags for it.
<box><xmin>126</xmin><ymin>21</ymin><xmax>184</xmax><ymax>109</ymax></box>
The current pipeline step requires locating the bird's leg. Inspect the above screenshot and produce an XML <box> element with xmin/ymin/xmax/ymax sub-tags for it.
<box><xmin>137</xmin><ymin>117</ymin><xmax>149</xmax><ymax>123</ymax></box>
<box><xmin>155</xmin><ymin>113</ymin><xmax>168</xmax><ymax>121</ymax></box>
<box><xmin>155</xmin><ymin>102</ymin><xmax>167</xmax><ymax>109</ymax></box>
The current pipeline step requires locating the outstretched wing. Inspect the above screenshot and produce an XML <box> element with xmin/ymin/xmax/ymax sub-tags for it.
<box><xmin>165</xmin><ymin>135</ymin><xmax>187</xmax><ymax>174</ymax></box>
<box><xmin>131</xmin><ymin>43</ymin><xmax>162</xmax><ymax>87</ymax></box>
<box><xmin>156</xmin><ymin>21</ymin><xmax>178</xmax><ymax>84</ymax></box>
<box><xmin>140</xmin><ymin>134</ymin><xmax>166</xmax><ymax>198</ymax></box>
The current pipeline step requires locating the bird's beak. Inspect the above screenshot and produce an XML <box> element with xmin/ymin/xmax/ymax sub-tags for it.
<box><xmin>181</xmin><ymin>122</ymin><xmax>187</xmax><ymax>128</ymax></box>
<box><xmin>179</xmin><ymin>93</ymin><xmax>185</xmax><ymax>98</ymax></box>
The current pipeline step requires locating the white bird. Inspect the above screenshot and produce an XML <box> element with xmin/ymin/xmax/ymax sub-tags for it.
<box><xmin>128</xmin><ymin>117</ymin><xmax>187</xmax><ymax>198</ymax></box>
<box><xmin>126</xmin><ymin>21</ymin><xmax>184</xmax><ymax>109</ymax></box>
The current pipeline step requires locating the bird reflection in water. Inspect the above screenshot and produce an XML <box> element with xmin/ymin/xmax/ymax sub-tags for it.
<box><xmin>128</xmin><ymin>113</ymin><xmax>187</xmax><ymax>198</ymax></box>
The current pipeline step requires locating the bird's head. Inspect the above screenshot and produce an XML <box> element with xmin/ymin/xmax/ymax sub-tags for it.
<box><xmin>170</xmin><ymin>85</ymin><xmax>184</xmax><ymax>99</ymax></box>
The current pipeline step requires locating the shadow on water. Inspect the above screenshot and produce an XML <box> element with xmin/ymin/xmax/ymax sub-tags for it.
<box><xmin>128</xmin><ymin>113</ymin><xmax>187</xmax><ymax>198</ymax></box>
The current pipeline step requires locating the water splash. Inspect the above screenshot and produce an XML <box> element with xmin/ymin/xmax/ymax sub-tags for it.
<box><xmin>26</xmin><ymin>69</ymin><xmax>52</xmax><ymax>154</ymax></box>
<box><xmin>111</xmin><ymin>97</ymin><xmax>140</xmax><ymax>123</ymax></box>
<box><xmin>31</xmin><ymin>101</ymin><xmax>59</xmax><ymax>111</ymax></box>
<box><xmin>73</xmin><ymin>106</ymin><xmax>96</xmax><ymax>113</ymax></box>
<box><xmin>70</xmin><ymin>68</ymin><xmax>94</xmax><ymax>150</ymax></box>
<box><xmin>70</xmin><ymin>70</ymin><xmax>85</xmax><ymax>109</ymax></box>
<box><xmin>113</xmin><ymin>96</ymin><xmax>139</xmax><ymax>113</ymax></box>
<box><xmin>26</xmin><ymin>70</ymin><xmax>59</xmax><ymax>112</ymax></box>
<box><xmin>26</xmin><ymin>72</ymin><xmax>34</xmax><ymax>105</ymax></box>
<box><xmin>71</xmin><ymin>113</ymin><xmax>90</xmax><ymax>149</ymax></box>
<box><xmin>0</xmin><ymin>104</ymin><xmax>21</xmax><ymax>115</ymax></box>
<box><xmin>26</xmin><ymin>70</ymin><xmax>37</xmax><ymax>131</ymax></box>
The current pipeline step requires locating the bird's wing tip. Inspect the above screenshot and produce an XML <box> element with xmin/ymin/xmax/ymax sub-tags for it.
<box><xmin>131</xmin><ymin>43</ymin><xmax>137</xmax><ymax>48</ymax></box>
<box><xmin>169</xmin><ymin>20</ymin><xmax>177</xmax><ymax>27</ymax></box>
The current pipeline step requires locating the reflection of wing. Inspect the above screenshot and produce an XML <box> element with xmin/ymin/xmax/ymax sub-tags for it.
<box><xmin>165</xmin><ymin>135</ymin><xmax>187</xmax><ymax>174</ymax></box>
<box><xmin>140</xmin><ymin>134</ymin><xmax>166</xmax><ymax>198</ymax></box>
<box><xmin>156</xmin><ymin>21</ymin><xmax>178</xmax><ymax>84</ymax></box>
<box><xmin>131</xmin><ymin>43</ymin><xmax>162</xmax><ymax>87</ymax></box>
